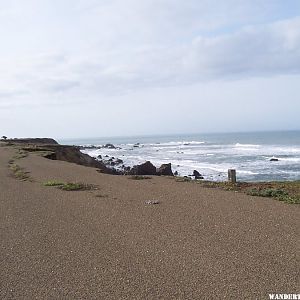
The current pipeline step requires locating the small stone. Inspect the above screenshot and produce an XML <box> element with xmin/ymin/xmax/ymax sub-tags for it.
<box><xmin>145</xmin><ymin>200</ymin><xmax>160</xmax><ymax>205</ymax></box>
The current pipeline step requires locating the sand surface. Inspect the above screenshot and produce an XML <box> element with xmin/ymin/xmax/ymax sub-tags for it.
<box><xmin>0</xmin><ymin>145</ymin><xmax>299</xmax><ymax>299</ymax></box>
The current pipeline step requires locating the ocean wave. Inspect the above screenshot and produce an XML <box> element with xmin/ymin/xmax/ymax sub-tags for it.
<box><xmin>235</xmin><ymin>143</ymin><xmax>260</xmax><ymax>148</ymax></box>
<box><xmin>82</xmin><ymin>139</ymin><xmax>300</xmax><ymax>181</ymax></box>
<box><xmin>147</xmin><ymin>141</ymin><xmax>206</xmax><ymax>146</ymax></box>
<box><xmin>274</xmin><ymin>157</ymin><xmax>300</xmax><ymax>163</ymax></box>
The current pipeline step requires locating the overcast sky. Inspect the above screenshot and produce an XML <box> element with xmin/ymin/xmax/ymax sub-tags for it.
<box><xmin>1</xmin><ymin>0</ymin><xmax>300</xmax><ymax>138</ymax></box>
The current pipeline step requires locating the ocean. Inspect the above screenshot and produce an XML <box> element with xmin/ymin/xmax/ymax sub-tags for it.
<box><xmin>60</xmin><ymin>130</ymin><xmax>300</xmax><ymax>182</ymax></box>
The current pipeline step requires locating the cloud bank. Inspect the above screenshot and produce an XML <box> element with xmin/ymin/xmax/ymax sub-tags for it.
<box><xmin>1</xmin><ymin>1</ymin><xmax>300</xmax><ymax>107</ymax></box>
<box><xmin>0</xmin><ymin>0</ymin><xmax>300</xmax><ymax>136</ymax></box>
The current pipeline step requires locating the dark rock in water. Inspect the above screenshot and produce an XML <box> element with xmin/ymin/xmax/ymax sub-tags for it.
<box><xmin>270</xmin><ymin>158</ymin><xmax>279</xmax><ymax>162</ymax></box>
<box><xmin>130</xmin><ymin>161</ymin><xmax>157</xmax><ymax>175</ymax></box>
<box><xmin>157</xmin><ymin>163</ymin><xmax>174</xmax><ymax>176</ymax></box>
<box><xmin>133</xmin><ymin>143</ymin><xmax>140</xmax><ymax>148</ymax></box>
<box><xmin>105</xmin><ymin>155</ymin><xmax>109</xmax><ymax>158</ymax></box>
<box><xmin>193</xmin><ymin>170</ymin><xmax>201</xmax><ymax>175</ymax></box>
<box><xmin>193</xmin><ymin>170</ymin><xmax>203</xmax><ymax>179</ymax></box>
<box><xmin>123</xmin><ymin>166</ymin><xmax>131</xmax><ymax>175</ymax></box>
<box><xmin>97</xmin><ymin>154</ymin><xmax>102</xmax><ymax>159</ymax></box>
<box><xmin>115</xmin><ymin>158</ymin><xmax>123</xmax><ymax>165</ymax></box>
<box><xmin>174</xmin><ymin>171</ymin><xmax>179</xmax><ymax>176</ymax></box>
<box><xmin>103</xmin><ymin>143</ymin><xmax>116</xmax><ymax>149</ymax></box>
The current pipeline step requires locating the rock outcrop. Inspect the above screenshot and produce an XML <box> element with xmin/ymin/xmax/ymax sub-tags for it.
<box><xmin>103</xmin><ymin>143</ymin><xmax>116</xmax><ymax>149</ymax></box>
<box><xmin>44</xmin><ymin>145</ymin><xmax>119</xmax><ymax>174</ymax></box>
<box><xmin>193</xmin><ymin>170</ymin><xmax>204</xmax><ymax>179</ymax></box>
<box><xmin>130</xmin><ymin>161</ymin><xmax>157</xmax><ymax>175</ymax></box>
<box><xmin>10</xmin><ymin>140</ymin><xmax>119</xmax><ymax>174</ymax></box>
<box><xmin>157</xmin><ymin>163</ymin><xmax>174</xmax><ymax>176</ymax></box>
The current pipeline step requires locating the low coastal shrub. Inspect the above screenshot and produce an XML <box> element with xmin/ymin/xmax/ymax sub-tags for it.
<box><xmin>129</xmin><ymin>175</ymin><xmax>152</xmax><ymax>180</ymax></box>
<box><xmin>246</xmin><ymin>188</ymin><xmax>299</xmax><ymax>204</ymax></box>
<box><xmin>43</xmin><ymin>180</ymin><xmax>64</xmax><ymax>187</ymax></box>
<box><xmin>43</xmin><ymin>180</ymin><xmax>96</xmax><ymax>191</ymax></box>
<box><xmin>247</xmin><ymin>188</ymin><xmax>288</xmax><ymax>198</ymax></box>
<box><xmin>13</xmin><ymin>150</ymin><xmax>28</xmax><ymax>160</ymax></box>
<box><xmin>174</xmin><ymin>176</ymin><xmax>299</xmax><ymax>204</ymax></box>
<box><xmin>175</xmin><ymin>177</ymin><xmax>192</xmax><ymax>182</ymax></box>
<box><xmin>6</xmin><ymin>150</ymin><xmax>29</xmax><ymax>181</ymax></box>
<box><xmin>9</xmin><ymin>163</ymin><xmax>31</xmax><ymax>181</ymax></box>
<box><xmin>59</xmin><ymin>183</ymin><xmax>94</xmax><ymax>191</ymax></box>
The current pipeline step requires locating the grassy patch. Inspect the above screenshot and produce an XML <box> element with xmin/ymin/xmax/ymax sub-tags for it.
<box><xmin>13</xmin><ymin>149</ymin><xmax>28</xmax><ymax>160</ymax></box>
<box><xmin>174</xmin><ymin>176</ymin><xmax>300</xmax><ymax>204</ymax></box>
<box><xmin>9</xmin><ymin>163</ymin><xmax>31</xmax><ymax>181</ymax></box>
<box><xmin>196</xmin><ymin>180</ymin><xmax>239</xmax><ymax>191</ymax></box>
<box><xmin>129</xmin><ymin>175</ymin><xmax>152</xmax><ymax>180</ymax></box>
<box><xmin>247</xmin><ymin>188</ymin><xmax>300</xmax><ymax>204</ymax></box>
<box><xmin>59</xmin><ymin>182</ymin><xmax>95</xmax><ymax>191</ymax></box>
<box><xmin>21</xmin><ymin>147</ymin><xmax>49</xmax><ymax>152</ymax></box>
<box><xmin>247</xmin><ymin>188</ymin><xmax>288</xmax><ymax>198</ymax></box>
<box><xmin>7</xmin><ymin>150</ymin><xmax>31</xmax><ymax>181</ymax></box>
<box><xmin>43</xmin><ymin>180</ymin><xmax>65</xmax><ymax>187</ymax></box>
<box><xmin>175</xmin><ymin>176</ymin><xmax>192</xmax><ymax>182</ymax></box>
<box><xmin>43</xmin><ymin>180</ymin><xmax>97</xmax><ymax>191</ymax></box>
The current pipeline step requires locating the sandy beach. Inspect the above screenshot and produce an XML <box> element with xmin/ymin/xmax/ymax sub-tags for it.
<box><xmin>0</xmin><ymin>143</ymin><xmax>299</xmax><ymax>299</ymax></box>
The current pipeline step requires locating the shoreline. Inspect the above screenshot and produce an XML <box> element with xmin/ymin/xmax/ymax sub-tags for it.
<box><xmin>2</xmin><ymin>138</ymin><xmax>300</xmax><ymax>204</ymax></box>
<box><xmin>75</xmin><ymin>132</ymin><xmax>300</xmax><ymax>182</ymax></box>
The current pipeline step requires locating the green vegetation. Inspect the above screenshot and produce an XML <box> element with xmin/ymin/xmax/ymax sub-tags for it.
<box><xmin>247</xmin><ymin>188</ymin><xmax>288</xmax><ymax>198</ymax></box>
<box><xmin>129</xmin><ymin>175</ymin><xmax>152</xmax><ymax>180</ymax></box>
<box><xmin>9</xmin><ymin>163</ymin><xmax>31</xmax><ymax>181</ymax></box>
<box><xmin>59</xmin><ymin>182</ymin><xmax>95</xmax><ymax>191</ymax></box>
<box><xmin>7</xmin><ymin>149</ymin><xmax>31</xmax><ymax>181</ymax></box>
<box><xmin>43</xmin><ymin>180</ymin><xmax>96</xmax><ymax>191</ymax></box>
<box><xmin>13</xmin><ymin>149</ymin><xmax>28</xmax><ymax>160</ymax></box>
<box><xmin>175</xmin><ymin>176</ymin><xmax>192</xmax><ymax>182</ymax></box>
<box><xmin>43</xmin><ymin>180</ymin><xmax>65</xmax><ymax>187</ymax></box>
<box><xmin>247</xmin><ymin>188</ymin><xmax>300</xmax><ymax>204</ymax></box>
<box><xmin>196</xmin><ymin>180</ymin><xmax>239</xmax><ymax>191</ymax></box>
<box><xmin>175</xmin><ymin>177</ymin><xmax>300</xmax><ymax>204</ymax></box>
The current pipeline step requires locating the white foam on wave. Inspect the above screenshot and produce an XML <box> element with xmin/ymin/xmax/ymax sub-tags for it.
<box><xmin>278</xmin><ymin>157</ymin><xmax>300</xmax><ymax>162</ymax></box>
<box><xmin>238</xmin><ymin>170</ymin><xmax>260</xmax><ymax>175</ymax></box>
<box><xmin>148</xmin><ymin>141</ymin><xmax>206</xmax><ymax>146</ymax></box>
<box><xmin>235</xmin><ymin>143</ymin><xmax>260</xmax><ymax>148</ymax></box>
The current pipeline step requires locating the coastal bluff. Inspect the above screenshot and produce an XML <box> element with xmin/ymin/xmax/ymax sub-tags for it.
<box><xmin>4</xmin><ymin>138</ymin><xmax>117</xmax><ymax>174</ymax></box>
<box><xmin>3</xmin><ymin>138</ymin><xmax>175</xmax><ymax>176</ymax></box>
